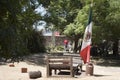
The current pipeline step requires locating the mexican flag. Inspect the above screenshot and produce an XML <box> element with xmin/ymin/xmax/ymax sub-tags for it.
<box><xmin>80</xmin><ymin>4</ymin><xmax>92</xmax><ymax>64</ymax></box>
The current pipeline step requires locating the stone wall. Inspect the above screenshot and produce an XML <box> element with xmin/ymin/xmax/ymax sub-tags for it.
<box><xmin>43</xmin><ymin>36</ymin><xmax>69</xmax><ymax>47</ymax></box>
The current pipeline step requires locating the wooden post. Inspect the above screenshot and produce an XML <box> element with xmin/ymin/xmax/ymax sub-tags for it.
<box><xmin>70</xmin><ymin>56</ymin><xmax>73</xmax><ymax>77</ymax></box>
<box><xmin>46</xmin><ymin>55</ymin><xmax>50</xmax><ymax>77</ymax></box>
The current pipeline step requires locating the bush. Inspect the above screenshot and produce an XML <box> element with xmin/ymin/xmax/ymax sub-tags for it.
<box><xmin>27</xmin><ymin>30</ymin><xmax>46</xmax><ymax>53</ymax></box>
<box><xmin>55</xmin><ymin>46</ymin><xmax>64</xmax><ymax>51</ymax></box>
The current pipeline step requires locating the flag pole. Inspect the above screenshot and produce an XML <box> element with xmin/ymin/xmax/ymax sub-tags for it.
<box><xmin>86</xmin><ymin>0</ymin><xmax>94</xmax><ymax>76</ymax></box>
<box><xmin>80</xmin><ymin>0</ymin><xmax>93</xmax><ymax>64</ymax></box>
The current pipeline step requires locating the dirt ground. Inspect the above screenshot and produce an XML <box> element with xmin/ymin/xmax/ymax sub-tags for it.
<box><xmin>0</xmin><ymin>54</ymin><xmax>120</xmax><ymax>80</ymax></box>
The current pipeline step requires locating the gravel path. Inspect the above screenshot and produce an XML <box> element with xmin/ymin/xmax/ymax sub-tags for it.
<box><xmin>0</xmin><ymin>61</ymin><xmax>120</xmax><ymax>80</ymax></box>
<box><xmin>0</xmin><ymin>53</ymin><xmax>120</xmax><ymax>80</ymax></box>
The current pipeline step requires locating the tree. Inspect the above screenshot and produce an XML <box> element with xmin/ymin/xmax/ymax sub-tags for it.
<box><xmin>27</xmin><ymin>30</ymin><xmax>46</xmax><ymax>53</ymax></box>
<box><xmin>0</xmin><ymin>0</ymin><xmax>42</xmax><ymax>60</ymax></box>
<box><xmin>93</xmin><ymin>0</ymin><xmax>120</xmax><ymax>56</ymax></box>
<box><xmin>39</xmin><ymin>0</ymin><xmax>89</xmax><ymax>52</ymax></box>
<box><xmin>64</xmin><ymin>4</ymin><xmax>89</xmax><ymax>52</ymax></box>
<box><xmin>41</xmin><ymin>0</ymin><xmax>83</xmax><ymax>32</ymax></box>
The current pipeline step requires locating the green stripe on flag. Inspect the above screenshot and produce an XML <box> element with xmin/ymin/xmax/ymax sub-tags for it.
<box><xmin>87</xmin><ymin>5</ymin><xmax>92</xmax><ymax>25</ymax></box>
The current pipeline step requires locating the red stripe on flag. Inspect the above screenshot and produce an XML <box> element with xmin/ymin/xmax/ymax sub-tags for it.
<box><xmin>80</xmin><ymin>45</ymin><xmax>91</xmax><ymax>63</ymax></box>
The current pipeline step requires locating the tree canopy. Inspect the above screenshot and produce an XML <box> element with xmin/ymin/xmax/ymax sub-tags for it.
<box><xmin>0</xmin><ymin>0</ymin><xmax>42</xmax><ymax>59</ymax></box>
<box><xmin>41</xmin><ymin>0</ymin><xmax>120</xmax><ymax>54</ymax></box>
<box><xmin>41</xmin><ymin>0</ymin><xmax>83</xmax><ymax>32</ymax></box>
<box><xmin>93</xmin><ymin>0</ymin><xmax>120</xmax><ymax>41</ymax></box>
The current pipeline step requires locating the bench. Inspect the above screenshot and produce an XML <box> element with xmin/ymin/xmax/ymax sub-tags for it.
<box><xmin>46</xmin><ymin>55</ymin><xmax>82</xmax><ymax>77</ymax></box>
<box><xmin>46</xmin><ymin>56</ymin><xmax>73</xmax><ymax>77</ymax></box>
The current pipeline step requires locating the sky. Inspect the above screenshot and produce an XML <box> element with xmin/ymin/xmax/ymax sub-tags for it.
<box><xmin>33</xmin><ymin>5</ymin><xmax>53</xmax><ymax>36</ymax></box>
<box><xmin>33</xmin><ymin>5</ymin><xmax>46</xmax><ymax>31</ymax></box>
<box><xmin>35</xmin><ymin>5</ymin><xmax>47</xmax><ymax>16</ymax></box>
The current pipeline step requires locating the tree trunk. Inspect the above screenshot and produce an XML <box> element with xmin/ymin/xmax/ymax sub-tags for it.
<box><xmin>73</xmin><ymin>38</ymin><xmax>79</xmax><ymax>53</ymax></box>
<box><xmin>113</xmin><ymin>39</ymin><xmax>119</xmax><ymax>56</ymax></box>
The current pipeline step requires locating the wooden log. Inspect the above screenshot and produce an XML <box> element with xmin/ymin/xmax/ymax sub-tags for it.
<box><xmin>29</xmin><ymin>71</ymin><xmax>42</xmax><ymax>79</ymax></box>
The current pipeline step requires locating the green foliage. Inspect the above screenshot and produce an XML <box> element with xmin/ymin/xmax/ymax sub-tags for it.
<box><xmin>46</xmin><ymin>45</ymin><xmax>64</xmax><ymax>53</ymax></box>
<box><xmin>105</xmin><ymin>0</ymin><xmax>120</xmax><ymax>39</ymax></box>
<box><xmin>92</xmin><ymin>0</ymin><xmax>120</xmax><ymax>56</ymax></box>
<box><xmin>92</xmin><ymin>25</ymin><xmax>104</xmax><ymax>44</ymax></box>
<box><xmin>64</xmin><ymin>4</ymin><xmax>89</xmax><ymax>39</ymax></box>
<box><xmin>42</xmin><ymin>0</ymin><xmax>82</xmax><ymax>32</ymax></box>
<box><xmin>0</xmin><ymin>0</ymin><xmax>42</xmax><ymax>59</ymax></box>
<box><xmin>27</xmin><ymin>30</ymin><xmax>46</xmax><ymax>53</ymax></box>
<box><xmin>74</xmin><ymin>5</ymin><xmax>89</xmax><ymax>34</ymax></box>
<box><xmin>55</xmin><ymin>46</ymin><xmax>64</xmax><ymax>51</ymax></box>
<box><xmin>63</xmin><ymin>1</ymin><xmax>91</xmax><ymax>52</ymax></box>
<box><xmin>64</xmin><ymin>23</ymin><xmax>75</xmax><ymax>36</ymax></box>
<box><xmin>93</xmin><ymin>0</ymin><xmax>120</xmax><ymax>41</ymax></box>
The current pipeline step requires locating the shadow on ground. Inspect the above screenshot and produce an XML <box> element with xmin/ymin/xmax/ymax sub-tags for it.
<box><xmin>0</xmin><ymin>57</ymin><xmax>8</xmax><ymax>65</ymax></box>
<box><xmin>92</xmin><ymin>57</ymin><xmax>120</xmax><ymax>67</ymax></box>
<box><xmin>0</xmin><ymin>62</ymin><xmax>6</xmax><ymax>65</ymax></box>
<box><xmin>93</xmin><ymin>74</ymin><xmax>110</xmax><ymax>77</ymax></box>
<box><xmin>24</xmin><ymin>53</ymin><xmax>47</xmax><ymax>66</ymax></box>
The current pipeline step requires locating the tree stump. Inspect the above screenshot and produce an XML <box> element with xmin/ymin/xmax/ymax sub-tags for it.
<box><xmin>21</xmin><ymin>68</ymin><xmax>27</xmax><ymax>73</ymax></box>
<box><xmin>29</xmin><ymin>71</ymin><xmax>42</xmax><ymax>79</ymax></box>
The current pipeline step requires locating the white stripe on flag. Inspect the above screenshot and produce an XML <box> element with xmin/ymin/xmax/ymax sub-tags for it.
<box><xmin>81</xmin><ymin>22</ymin><xmax>92</xmax><ymax>51</ymax></box>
